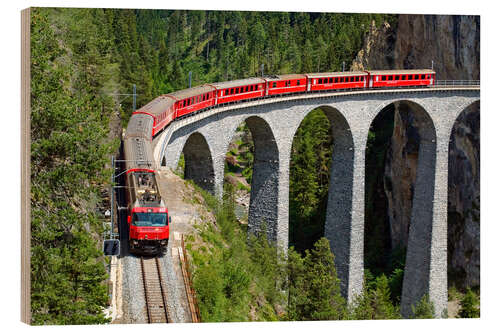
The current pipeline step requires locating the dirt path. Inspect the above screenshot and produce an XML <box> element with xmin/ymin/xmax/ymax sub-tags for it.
<box><xmin>155</xmin><ymin>167</ymin><xmax>215</xmax><ymax>322</ymax></box>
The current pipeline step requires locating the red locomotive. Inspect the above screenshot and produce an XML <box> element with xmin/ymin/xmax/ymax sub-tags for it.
<box><xmin>123</xmin><ymin>121</ymin><xmax>170</xmax><ymax>254</ymax></box>
<box><xmin>122</xmin><ymin>69</ymin><xmax>435</xmax><ymax>253</ymax></box>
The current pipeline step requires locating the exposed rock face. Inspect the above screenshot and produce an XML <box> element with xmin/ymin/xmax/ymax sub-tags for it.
<box><xmin>352</xmin><ymin>15</ymin><xmax>480</xmax><ymax>80</ymax></box>
<box><xmin>353</xmin><ymin>15</ymin><xmax>480</xmax><ymax>288</ymax></box>
<box><xmin>383</xmin><ymin>103</ymin><xmax>420</xmax><ymax>249</ymax></box>
<box><xmin>448</xmin><ymin>104</ymin><xmax>480</xmax><ymax>287</ymax></box>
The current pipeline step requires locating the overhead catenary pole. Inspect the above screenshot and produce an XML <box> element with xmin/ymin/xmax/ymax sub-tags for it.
<box><xmin>189</xmin><ymin>71</ymin><xmax>192</xmax><ymax>88</ymax></box>
<box><xmin>133</xmin><ymin>84</ymin><xmax>136</xmax><ymax>112</ymax></box>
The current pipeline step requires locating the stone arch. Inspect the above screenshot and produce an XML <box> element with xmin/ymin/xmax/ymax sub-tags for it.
<box><xmin>447</xmin><ymin>100</ymin><xmax>480</xmax><ymax>290</ymax></box>
<box><xmin>371</xmin><ymin>99</ymin><xmax>438</xmax><ymax>316</ymax></box>
<box><xmin>238</xmin><ymin>115</ymin><xmax>281</xmax><ymax>242</ymax></box>
<box><xmin>182</xmin><ymin>132</ymin><xmax>216</xmax><ymax>194</ymax></box>
<box><xmin>288</xmin><ymin>104</ymin><xmax>356</xmax><ymax>298</ymax></box>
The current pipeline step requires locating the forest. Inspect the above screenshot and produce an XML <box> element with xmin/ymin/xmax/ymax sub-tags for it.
<box><xmin>29</xmin><ymin>7</ymin><xmax>478</xmax><ymax>324</ymax></box>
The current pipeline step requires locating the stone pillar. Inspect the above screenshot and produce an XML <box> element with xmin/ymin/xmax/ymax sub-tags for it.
<box><xmin>246</xmin><ymin>116</ymin><xmax>281</xmax><ymax>242</ymax></box>
<box><xmin>323</xmin><ymin>111</ymin><xmax>363</xmax><ymax>302</ymax></box>
<box><xmin>400</xmin><ymin>136</ymin><xmax>443</xmax><ymax>317</ymax></box>
<box><xmin>276</xmin><ymin>145</ymin><xmax>291</xmax><ymax>252</ymax></box>
<box><xmin>428</xmin><ymin>136</ymin><xmax>449</xmax><ymax>318</ymax></box>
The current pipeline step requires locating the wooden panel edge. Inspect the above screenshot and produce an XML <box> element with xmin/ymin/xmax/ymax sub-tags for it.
<box><xmin>21</xmin><ymin>7</ymin><xmax>31</xmax><ymax>325</ymax></box>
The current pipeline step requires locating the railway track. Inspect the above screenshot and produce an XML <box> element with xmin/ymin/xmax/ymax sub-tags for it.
<box><xmin>140</xmin><ymin>256</ymin><xmax>170</xmax><ymax>323</ymax></box>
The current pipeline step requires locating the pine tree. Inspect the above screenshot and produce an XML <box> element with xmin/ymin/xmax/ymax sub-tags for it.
<box><xmin>458</xmin><ymin>288</ymin><xmax>480</xmax><ymax>318</ymax></box>
<box><xmin>286</xmin><ymin>238</ymin><xmax>346</xmax><ymax>321</ymax></box>
<box><xmin>410</xmin><ymin>294</ymin><xmax>435</xmax><ymax>319</ymax></box>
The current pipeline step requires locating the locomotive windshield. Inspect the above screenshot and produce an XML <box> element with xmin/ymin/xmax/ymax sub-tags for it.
<box><xmin>132</xmin><ymin>212</ymin><xmax>168</xmax><ymax>227</ymax></box>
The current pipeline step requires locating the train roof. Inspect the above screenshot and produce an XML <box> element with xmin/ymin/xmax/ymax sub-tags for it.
<box><xmin>125</xmin><ymin>113</ymin><xmax>154</xmax><ymax>140</ymax></box>
<box><xmin>367</xmin><ymin>69</ymin><xmax>435</xmax><ymax>75</ymax></box>
<box><xmin>264</xmin><ymin>74</ymin><xmax>307</xmax><ymax>81</ymax></box>
<box><xmin>210</xmin><ymin>77</ymin><xmax>266</xmax><ymax>89</ymax></box>
<box><xmin>305</xmin><ymin>71</ymin><xmax>368</xmax><ymax>78</ymax></box>
<box><xmin>166</xmin><ymin>85</ymin><xmax>215</xmax><ymax>100</ymax></box>
<box><xmin>123</xmin><ymin>136</ymin><xmax>156</xmax><ymax>171</ymax></box>
<box><xmin>135</xmin><ymin>95</ymin><xmax>174</xmax><ymax>116</ymax></box>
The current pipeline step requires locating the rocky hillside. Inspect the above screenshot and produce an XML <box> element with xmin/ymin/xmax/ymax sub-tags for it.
<box><xmin>352</xmin><ymin>15</ymin><xmax>480</xmax><ymax>288</ymax></box>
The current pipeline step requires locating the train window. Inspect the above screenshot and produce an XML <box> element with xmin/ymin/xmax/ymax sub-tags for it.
<box><xmin>318</xmin><ymin>78</ymin><xmax>322</xmax><ymax>84</ymax></box>
<box><xmin>297</xmin><ymin>80</ymin><xmax>300</xmax><ymax>86</ymax></box>
<box><xmin>327</xmin><ymin>78</ymin><xmax>331</xmax><ymax>83</ymax></box>
<box><xmin>273</xmin><ymin>82</ymin><xmax>277</xmax><ymax>88</ymax></box>
<box><xmin>395</xmin><ymin>75</ymin><xmax>400</xmax><ymax>80</ymax></box>
<box><xmin>382</xmin><ymin>76</ymin><xmax>386</xmax><ymax>81</ymax></box>
<box><xmin>230</xmin><ymin>88</ymin><xmax>234</xmax><ymax>94</ymax></box>
<box><xmin>334</xmin><ymin>78</ymin><xmax>338</xmax><ymax>83</ymax></box>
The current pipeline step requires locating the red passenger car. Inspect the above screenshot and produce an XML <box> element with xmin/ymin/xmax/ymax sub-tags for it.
<box><xmin>306</xmin><ymin>71</ymin><xmax>369</xmax><ymax>91</ymax></box>
<box><xmin>167</xmin><ymin>85</ymin><xmax>216</xmax><ymax>119</ymax></box>
<box><xmin>367</xmin><ymin>69</ymin><xmax>435</xmax><ymax>88</ymax></box>
<box><xmin>133</xmin><ymin>95</ymin><xmax>176</xmax><ymax>137</ymax></box>
<box><xmin>264</xmin><ymin>74</ymin><xmax>307</xmax><ymax>96</ymax></box>
<box><xmin>212</xmin><ymin>78</ymin><xmax>266</xmax><ymax>104</ymax></box>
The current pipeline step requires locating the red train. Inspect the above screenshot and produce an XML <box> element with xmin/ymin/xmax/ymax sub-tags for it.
<box><xmin>133</xmin><ymin>69</ymin><xmax>435</xmax><ymax>140</ymax></box>
<box><xmin>123</xmin><ymin>118</ymin><xmax>170</xmax><ymax>254</ymax></box>
<box><xmin>122</xmin><ymin>69</ymin><xmax>435</xmax><ymax>253</ymax></box>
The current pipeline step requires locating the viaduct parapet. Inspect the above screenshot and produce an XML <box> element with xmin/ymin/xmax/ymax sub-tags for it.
<box><xmin>152</xmin><ymin>87</ymin><xmax>479</xmax><ymax>317</ymax></box>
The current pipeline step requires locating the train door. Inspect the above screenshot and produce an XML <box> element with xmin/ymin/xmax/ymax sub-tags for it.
<box><xmin>307</xmin><ymin>78</ymin><xmax>311</xmax><ymax>91</ymax></box>
<box><xmin>369</xmin><ymin>76</ymin><xmax>373</xmax><ymax>88</ymax></box>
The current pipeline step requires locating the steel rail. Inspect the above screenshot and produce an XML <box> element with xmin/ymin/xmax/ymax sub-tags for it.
<box><xmin>140</xmin><ymin>256</ymin><xmax>170</xmax><ymax>323</ymax></box>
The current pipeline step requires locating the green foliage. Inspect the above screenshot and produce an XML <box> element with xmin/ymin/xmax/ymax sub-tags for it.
<box><xmin>289</xmin><ymin>109</ymin><xmax>333</xmax><ymax>253</ymax></box>
<box><xmin>349</xmin><ymin>273</ymin><xmax>400</xmax><ymax>320</ymax></box>
<box><xmin>30</xmin><ymin>8</ymin><xmax>120</xmax><ymax>324</ymax></box>
<box><xmin>286</xmin><ymin>238</ymin><xmax>346</xmax><ymax>321</ymax></box>
<box><xmin>410</xmin><ymin>294</ymin><xmax>435</xmax><ymax>319</ymax></box>
<box><xmin>458</xmin><ymin>288</ymin><xmax>480</xmax><ymax>318</ymax></box>
<box><xmin>188</xmin><ymin>184</ymin><xmax>285</xmax><ymax>322</ymax></box>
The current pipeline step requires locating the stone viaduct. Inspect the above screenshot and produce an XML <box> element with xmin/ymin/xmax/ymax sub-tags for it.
<box><xmin>152</xmin><ymin>86</ymin><xmax>479</xmax><ymax>317</ymax></box>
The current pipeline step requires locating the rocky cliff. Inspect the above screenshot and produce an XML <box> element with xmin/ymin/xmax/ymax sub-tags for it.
<box><xmin>352</xmin><ymin>15</ymin><xmax>480</xmax><ymax>288</ymax></box>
